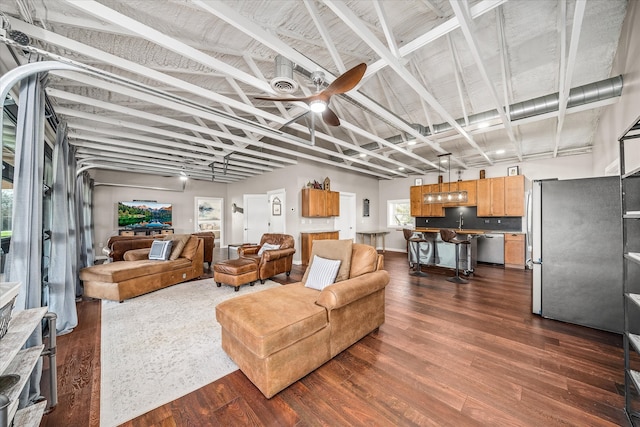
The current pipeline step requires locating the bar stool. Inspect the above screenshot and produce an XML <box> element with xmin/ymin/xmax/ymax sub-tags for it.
<box><xmin>403</xmin><ymin>228</ymin><xmax>429</xmax><ymax>277</ymax></box>
<box><xmin>439</xmin><ymin>229</ymin><xmax>470</xmax><ymax>284</ymax></box>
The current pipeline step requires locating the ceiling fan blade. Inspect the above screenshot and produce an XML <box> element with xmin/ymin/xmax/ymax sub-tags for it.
<box><xmin>322</xmin><ymin>107</ymin><xmax>340</xmax><ymax>127</ymax></box>
<box><xmin>323</xmin><ymin>63</ymin><xmax>367</xmax><ymax>96</ymax></box>
<box><xmin>254</xmin><ymin>95</ymin><xmax>315</xmax><ymax>103</ymax></box>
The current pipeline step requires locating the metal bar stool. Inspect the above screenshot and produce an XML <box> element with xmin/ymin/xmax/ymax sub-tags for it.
<box><xmin>439</xmin><ymin>229</ymin><xmax>470</xmax><ymax>284</ymax></box>
<box><xmin>403</xmin><ymin>228</ymin><xmax>429</xmax><ymax>277</ymax></box>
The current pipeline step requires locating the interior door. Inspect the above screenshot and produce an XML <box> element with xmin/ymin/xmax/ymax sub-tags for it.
<box><xmin>334</xmin><ymin>192</ymin><xmax>356</xmax><ymax>241</ymax></box>
<box><xmin>243</xmin><ymin>194</ymin><xmax>269</xmax><ymax>243</ymax></box>
<box><xmin>267</xmin><ymin>189</ymin><xmax>286</xmax><ymax>233</ymax></box>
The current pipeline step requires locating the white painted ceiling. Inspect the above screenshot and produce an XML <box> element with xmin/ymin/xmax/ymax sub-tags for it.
<box><xmin>0</xmin><ymin>0</ymin><xmax>629</xmax><ymax>182</ymax></box>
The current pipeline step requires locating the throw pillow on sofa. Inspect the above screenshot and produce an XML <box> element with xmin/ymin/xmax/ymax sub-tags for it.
<box><xmin>164</xmin><ymin>234</ymin><xmax>191</xmax><ymax>260</ymax></box>
<box><xmin>304</xmin><ymin>255</ymin><xmax>341</xmax><ymax>290</ymax></box>
<box><xmin>257</xmin><ymin>243</ymin><xmax>280</xmax><ymax>256</ymax></box>
<box><xmin>149</xmin><ymin>240</ymin><xmax>173</xmax><ymax>260</ymax></box>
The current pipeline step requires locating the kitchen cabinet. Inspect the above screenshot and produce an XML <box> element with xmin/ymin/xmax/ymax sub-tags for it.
<box><xmin>301</xmin><ymin>188</ymin><xmax>340</xmax><ymax>217</ymax></box>
<box><xmin>410</xmin><ymin>185</ymin><xmax>422</xmax><ymax>216</ymax></box>
<box><xmin>421</xmin><ymin>184</ymin><xmax>445</xmax><ymax>217</ymax></box>
<box><xmin>504</xmin><ymin>233</ymin><xmax>525</xmax><ymax>269</ymax></box>
<box><xmin>620</xmin><ymin>115</ymin><xmax>640</xmax><ymax>423</ymax></box>
<box><xmin>477</xmin><ymin>177</ymin><xmax>505</xmax><ymax>216</ymax></box>
<box><xmin>0</xmin><ymin>303</ymin><xmax>54</xmax><ymax>427</ymax></box>
<box><xmin>300</xmin><ymin>231</ymin><xmax>339</xmax><ymax>266</ymax></box>
<box><xmin>457</xmin><ymin>179</ymin><xmax>477</xmax><ymax>206</ymax></box>
<box><xmin>504</xmin><ymin>175</ymin><xmax>525</xmax><ymax>216</ymax></box>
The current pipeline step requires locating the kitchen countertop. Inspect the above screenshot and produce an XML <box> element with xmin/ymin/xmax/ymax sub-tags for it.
<box><xmin>415</xmin><ymin>228</ymin><xmax>524</xmax><ymax>235</ymax></box>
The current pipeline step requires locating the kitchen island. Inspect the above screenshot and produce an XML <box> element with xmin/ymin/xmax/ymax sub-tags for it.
<box><xmin>410</xmin><ymin>228</ymin><xmax>485</xmax><ymax>274</ymax></box>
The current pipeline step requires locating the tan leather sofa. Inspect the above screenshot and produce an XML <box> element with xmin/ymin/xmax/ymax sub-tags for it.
<box><xmin>107</xmin><ymin>232</ymin><xmax>215</xmax><ymax>267</ymax></box>
<box><xmin>216</xmin><ymin>240</ymin><xmax>389</xmax><ymax>398</ymax></box>
<box><xmin>237</xmin><ymin>233</ymin><xmax>295</xmax><ymax>282</ymax></box>
<box><xmin>81</xmin><ymin>235</ymin><xmax>204</xmax><ymax>302</ymax></box>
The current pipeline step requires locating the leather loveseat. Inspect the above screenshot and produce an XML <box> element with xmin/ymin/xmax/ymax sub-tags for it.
<box><xmin>237</xmin><ymin>233</ymin><xmax>295</xmax><ymax>282</ymax></box>
<box><xmin>81</xmin><ymin>234</ymin><xmax>204</xmax><ymax>302</ymax></box>
<box><xmin>216</xmin><ymin>240</ymin><xmax>389</xmax><ymax>398</ymax></box>
<box><xmin>106</xmin><ymin>232</ymin><xmax>215</xmax><ymax>267</ymax></box>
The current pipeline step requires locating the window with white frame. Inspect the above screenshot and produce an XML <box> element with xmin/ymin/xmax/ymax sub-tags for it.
<box><xmin>387</xmin><ymin>199</ymin><xmax>412</xmax><ymax>228</ymax></box>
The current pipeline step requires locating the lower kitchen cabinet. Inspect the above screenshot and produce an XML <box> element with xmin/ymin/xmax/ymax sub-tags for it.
<box><xmin>504</xmin><ymin>233</ymin><xmax>525</xmax><ymax>269</ymax></box>
<box><xmin>300</xmin><ymin>231</ymin><xmax>339</xmax><ymax>266</ymax></box>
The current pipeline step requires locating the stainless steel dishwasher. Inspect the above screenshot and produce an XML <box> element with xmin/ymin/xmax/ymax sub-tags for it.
<box><xmin>477</xmin><ymin>233</ymin><xmax>505</xmax><ymax>264</ymax></box>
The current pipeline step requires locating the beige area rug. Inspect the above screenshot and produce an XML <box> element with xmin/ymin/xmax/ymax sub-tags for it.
<box><xmin>100</xmin><ymin>278</ymin><xmax>280</xmax><ymax>427</ymax></box>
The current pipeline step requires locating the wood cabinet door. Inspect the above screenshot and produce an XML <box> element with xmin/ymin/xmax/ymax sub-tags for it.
<box><xmin>504</xmin><ymin>175</ymin><xmax>525</xmax><ymax>216</ymax></box>
<box><xmin>458</xmin><ymin>180</ymin><xmax>477</xmax><ymax>206</ymax></box>
<box><xmin>422</xmin><ymin>184</ymin><xmax>444</xmax><ymax>217</ymax></box>
<box><xmin>490</xmin><ymin>177</ymin><xmax>505</xmax><ymax>216</ymax></box>
<box><xmin>302</xmin><ymin>188</ymin><xmax>326</xmax><ymax>217</ymax></box>
<box><xmin>410</xmin><ymin>185</ymin><xmax>422</xmax><ymax>216</ymax></box>
<box><xmin>443</xmin><ymin>182</ymin><xmax>458</xmax><ymax>207</ymax></box>
<box><xmin>326</xmin><ymin>191</ymin><xmax>340</xmax><ymax>216</ymax></box>
<box><xmin>504</xmin><ymin>233</ymin><xmax>525</xmax><ymax>269</ymax></box>
<box><xmin>477</xmin><ymin>179</ymin><xmax>491</xmax><ymax>216</ymax></box>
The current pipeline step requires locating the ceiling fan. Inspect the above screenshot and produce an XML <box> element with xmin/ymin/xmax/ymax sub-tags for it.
<box><xmin>255</xmin><ymin>62</ymin><xmax>367</xmax><ymax>127</ymax></box>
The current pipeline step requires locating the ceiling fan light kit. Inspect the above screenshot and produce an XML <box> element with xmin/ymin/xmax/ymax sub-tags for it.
<box><xmin>309</xmin><ymin>99</ymin><xmax>327</xmax><ymax>112</ymax></box>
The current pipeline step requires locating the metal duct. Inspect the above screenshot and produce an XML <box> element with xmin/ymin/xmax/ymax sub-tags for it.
<box><xmin>270</xmin><ymin>55</ymin><xmax>298</xmax><ymax>94</ymax></box>
<box><xmin>425</xmin><ymin>75</ymin><xmax>623</xmax><ymax>136</ymax></box>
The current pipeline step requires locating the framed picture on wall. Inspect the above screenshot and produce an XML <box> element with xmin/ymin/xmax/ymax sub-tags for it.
<box><xmin>195</xmin><ymin>197</ymin><xmax>223</xmax><ymax>241</ymax></box>
<box><xmin>508</xmin><ymin>166</ymin><xmax>519</xmax><ymax>176</ymax></box>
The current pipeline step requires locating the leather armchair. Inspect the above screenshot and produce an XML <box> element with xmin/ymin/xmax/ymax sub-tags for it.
<box><xmin>238</xmin><ymin>233</ymin><xmax>296</xmax><ymax>282</ymax></box>
<box><xmin>191</xmin><ymin>231</ymin><xmax>215</xmax><ymax>268</ymax></box>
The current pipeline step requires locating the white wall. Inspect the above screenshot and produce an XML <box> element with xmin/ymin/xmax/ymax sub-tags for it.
<box><xmin>592</xmin><ymin>0</ymin><xmax>640</xmax><ymax>175</ymax></box>
<box><xmin>91</xmin><ymin>170</ymin><xmax>226</xmax><ymax>254</ymax></box>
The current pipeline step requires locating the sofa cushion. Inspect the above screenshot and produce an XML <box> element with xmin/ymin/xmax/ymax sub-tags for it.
<box><xmin>181</xmin><ymin>235</ymin><xmax>199</xmax><ymax>260</ymax></box>
<box><xmin>302</xmin><ymin>239</ymin><xmax>352</xmax><ymax>284</ymax></box>
<box><xmin>216</xmin><ymin>283</ymin><xmax>327</xmax><ymax>358</ymax></box>
<box><xmin>80</xmin><ymin>258</ymin><xmax>192</xmax><ymax>283</ymax></box>
<box><xmin>164</xmin><ymin>234</ymin><xmax>191</xmax><ymax>260</ymax></box>
<box><xmin>349</xmin><ymin>243</ymin><xmax>379</xmax><ymax>278</ymax></box>
<box><xmin>304</xmin><ymin>255</ymin><xmax>341</xmax><ymax>291</ymax></box>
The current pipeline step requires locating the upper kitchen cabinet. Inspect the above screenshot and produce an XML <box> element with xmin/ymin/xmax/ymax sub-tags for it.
<box><xmin>422</xmin><ymin>184</ymin><xmax>445</xmax><ymax>217</ymax></box>
<box><xmin>477</xmin><ymin>176</ymin><xmax>525</xmax><ymax>217</ymax></box>
<box><xmin>301</xmin><ymin>188</ymin><xmax>340</xmax><ymax>217</ymax></box>
<box><xmin>504</xmin><ymin>175</ymin><xmax>525</xmax><ymax>216</ymax></box>
<box><xmin>410</xmin><ymin>185</ymin><xmax>422</xmax><ymax>216</ymax></box>
<box><xmin>477</xmin><ymin>177</ymin><xmax>505</xmax><ymax>216</ymax></box>
<box><xmin>444</xmin><ymin>180</ymin><xmax>477</xmax><ymax>207</ymax></box>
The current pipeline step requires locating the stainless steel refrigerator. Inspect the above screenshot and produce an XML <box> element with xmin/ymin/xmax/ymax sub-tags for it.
<box><xmin>530</xmin><ymin>176</ymin><xmax>623</xmax><ymax>333</ymax></box>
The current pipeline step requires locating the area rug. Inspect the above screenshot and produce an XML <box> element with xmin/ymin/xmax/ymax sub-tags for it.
<box><xmin>100</xmin><ymin>278</ymin><xmax>280</xmax><ymax>427</ymax></box>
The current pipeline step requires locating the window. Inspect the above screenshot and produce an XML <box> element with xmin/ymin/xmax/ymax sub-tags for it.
<box><xmin>387</xmin><ymin>199</ymin><xmax>412</xmax><ymax>228</ymax></box>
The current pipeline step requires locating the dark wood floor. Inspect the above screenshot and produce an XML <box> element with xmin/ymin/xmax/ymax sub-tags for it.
<box><xmin>41</xmin><ymin>249</ymin><xmax>629</xmax><ymax>426</ymax></box>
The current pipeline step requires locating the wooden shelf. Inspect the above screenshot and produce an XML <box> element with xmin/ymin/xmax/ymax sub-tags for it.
<box><xmin>0</xmin><ymin>307</ymin><xmax>47</xmax><ymax>374</ymax></box>
<box><xmin>4</xmin><ymin>345</ymin><xmax>45</xmax><ymax>421</ymax></box>
<box><xmin>13</xmin><ymin>401</ymin><xmax>47</xmax><ymax>427</ymax></box>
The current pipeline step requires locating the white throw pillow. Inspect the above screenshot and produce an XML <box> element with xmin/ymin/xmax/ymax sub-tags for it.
<box><xmin>258</xmin><ymin>242</ymin><xmax>281</xmax><ymax>256</ymax></box>
<box><xmin>148</xmin><ymin>240</ymin><xmax>173</xmax><ymax>260</ymax></box>
<box><xmin>304</xmin><ymin>255</ymin><xmax>341</xmax><ymax>291</ymax></box>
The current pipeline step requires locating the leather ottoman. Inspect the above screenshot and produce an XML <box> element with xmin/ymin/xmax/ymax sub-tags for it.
<box><xmin>213</xmin><ymin>258</ymin><xmax>259</xmax><ymax>291</ymax></box>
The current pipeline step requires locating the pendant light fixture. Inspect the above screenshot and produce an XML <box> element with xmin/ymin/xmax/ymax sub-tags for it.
<box><xmin>423</xmin><ymin>153</ymin><xmax>468</xmax><ymax>204</ymax></box>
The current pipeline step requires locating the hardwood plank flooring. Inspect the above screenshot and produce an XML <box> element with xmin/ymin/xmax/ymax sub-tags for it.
<box><xmin>41</xmin><ymin>250</ymin><xmax>629</xmax><ymax>426</ymax></box>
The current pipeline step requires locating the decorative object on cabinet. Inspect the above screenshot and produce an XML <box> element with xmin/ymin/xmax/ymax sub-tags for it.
<box><xmin>323</xmin><ymin>177</ymin><xmax>330</xmax><ymax>191</ymax></box>
<box><xmin>423</xmin><ymin>153</ymin><xmax>468</xmax><ymax>205</ymax></box>
<box><xmin>414</xmin><ymin>178</ymin><xmax>423</xmax><ymax>186</ymax></box>
<box><xmin>620</xmin><ymin>114</ymin><xmax>640</xmax><ymax>425</ymax></box>
<box><xmin>363</xmin><ymin>198</ymin><xmax>370</xmax><ymax>217</ymax></box>
<box><xmin>508</xmin><ymin>166</ymin><xmax>519</xmax><ymax>176</ymax></box>
<box><xmin>480</xmin><ymin>169</ymin><xmax>486</xmax><ymax>179</ymax></box>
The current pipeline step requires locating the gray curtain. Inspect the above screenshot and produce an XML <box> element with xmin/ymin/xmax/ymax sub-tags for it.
<box><xmin>48</xmin><ymin>122</ymin><xmax>78</xmax><ymax>334</ymax></box>
<box><xmin>76</xmin><ymin>170</ymin><xmax>94</xmax><ymax>294</ymax></box>
<box><xmin>6</xmin><ymin>71</ymin><xmax>46</xmax><ymax>405</ymax></box>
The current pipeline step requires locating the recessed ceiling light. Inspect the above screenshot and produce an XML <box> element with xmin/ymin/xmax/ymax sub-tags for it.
<box><xmin>398</xmin><ymin>167</ymin><xmax>405</xmax><ymax>171</ymax></box>
<box><xmin>477</xmin><ymin>122</ymin><xmax>490</xmax><ymax>129</ymax></box>
<box><xmin>407</xmin><ymin>140</ymin><xmax>416</xmax><ymax>146</ymax></box>
<box><xmin>496</xmin><ymin>149</ymin><xmax>506</xmax><ymax>155</ymax></box>
<box><xmin>359</xmin><ymin>153</ymin><xmax>367</xmax><ymax>158</ymax></box>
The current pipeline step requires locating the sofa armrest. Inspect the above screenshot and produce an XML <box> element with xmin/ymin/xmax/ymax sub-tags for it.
<box><xmin>123</xmin><ymin>248</ymin><xmax>151</xmax><ymax>261</ymax></box>
<box><xmin>262</xmin><ymin>247</ymin><xmax>296</xmax><ymax>261</ymax></box>
<box><xmin>315</xmin><ymin>270</ymin><xmax>390</xmax><ymax>311</ymax></box>
<box><xmin>238</xmin><ymin>245</ymin><xmax>260</xmax><ymax>256</ymax></box>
